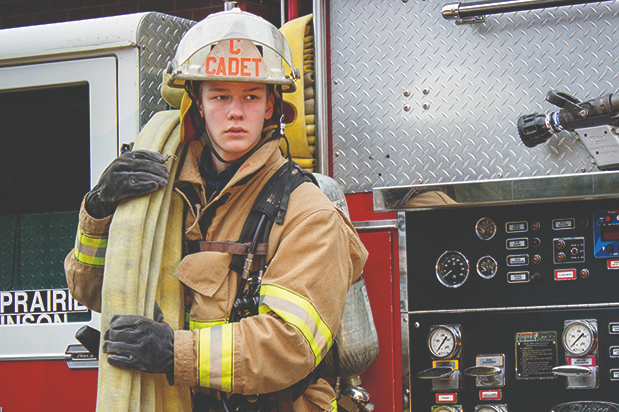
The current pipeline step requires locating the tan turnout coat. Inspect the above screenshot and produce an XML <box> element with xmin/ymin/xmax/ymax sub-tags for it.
<box><xmin>65</xmin><ymin>136</ymin><xmax>368</xmax><ymax>412</ymax></box>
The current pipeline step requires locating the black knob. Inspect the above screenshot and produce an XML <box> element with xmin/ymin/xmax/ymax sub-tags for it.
<box><xmin>606</xmin><ymin>244</ymin><xmax>615</xmax><ymax>253</ymax></box>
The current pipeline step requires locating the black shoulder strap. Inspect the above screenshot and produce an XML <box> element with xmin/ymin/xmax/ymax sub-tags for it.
<box><xmin>228</xmin><ymin>162</ymin><xmax>316</xmax><ymax>275</ymax></box>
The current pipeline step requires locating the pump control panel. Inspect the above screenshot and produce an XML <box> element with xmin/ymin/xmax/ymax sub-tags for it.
<box><xmin>406</xmin><ymin>198</ymin><xmax>619</xmax><ymax>411</ymax></box>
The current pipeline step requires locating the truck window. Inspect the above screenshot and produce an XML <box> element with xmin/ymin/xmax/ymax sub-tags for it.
<box><xmin>0</xmin><ymin>83</ymin><xmax>90</xmax><ymax>323</ymax></box>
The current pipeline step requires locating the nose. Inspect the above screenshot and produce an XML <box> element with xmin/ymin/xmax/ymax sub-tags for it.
<box><xmin>227</xmin><ymin>96</ymin><xmax>244</xmax><ymax>120</ymax></box>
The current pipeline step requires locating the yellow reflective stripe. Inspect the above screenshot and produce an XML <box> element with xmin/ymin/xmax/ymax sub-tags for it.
<box><xmin>197</xmin><ymin>323</ymin><xmax>234</xmax><ymax>392</ymax></box>
<box><xmin>329</xmin><ymin>398</ymin><xmax>337</xmax><ymax>412</ymax></box>
<box><xmin>74</xmin><ymin>225</ymin><xmax>107</xmax><ymax>267</ymax></box>
<box><xmin>190</xmin><ymin>318</ymin><xmax>227</xmax><ymax>330</ymax></box>
<box><xmin>258</xmin><ymin>283</ymin><xmax>332</xmax><ymax>366</ymax></box>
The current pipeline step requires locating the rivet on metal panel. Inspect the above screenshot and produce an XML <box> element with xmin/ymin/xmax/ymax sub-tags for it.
<box><xmin>335</xmin><ymin>152</ymin><xmax>340</xmax><ymax>157</ymax></box>
<box><xmin>423</xmin><ymin>88</ymin><xmax>430</xmax><ymax>95</ymax></box>
<box><xmin>414</xmin><ymin>322</ymin><xmax>420</xmax><ymax>328</ymax></box>
<box><xmin>403</xmin><ymin>317</ymin><xmax>408</xmax><ymax>322</ymax></box>
<box><xmin>404</xmin><ymin>104</ymin><xmax>411</xmax><ymax>111</ymax></box>
<box><xmin>334</xmin><ymin>79</ymin><xmax>339</xmax><ymax>84</ymax></box>
<box><xmin>418</xmin><ymin>179</ymin><xmax>423</xmax><ymax>183</ymax></box>
<box><xmin>497</xmin><ymin>173</ymin><xmax>503</xmax><ymax>178</ymax></box>
<box><xmin>422</xmin><ymin>103</ymin><xmax>430</xmax><ymax>110</ymax></box>
<box><xmin>403</xmin><ymin>90</ymin><xmax>411</xmax><ymax>97</ymax></box>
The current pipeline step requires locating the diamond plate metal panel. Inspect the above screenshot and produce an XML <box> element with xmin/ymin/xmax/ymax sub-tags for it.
<box><xmin>138</xmin><ymin>13</ymin><xmax>195</xmax><ymax>127</ymax></box>
<box><xmin>0</xmin><ymin>212</ymin><xmax>78</xmax><ymax>291</ymax></box>
<box><xmin>330</xmin><ymin>0</ymin><xmax>619</xmax><ymax>193</ymax></box>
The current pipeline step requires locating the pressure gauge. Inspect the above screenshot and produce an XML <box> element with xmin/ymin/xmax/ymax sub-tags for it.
<box><xmin>432</xmin><ymin>408</ymin><xmax>461</xmax><ymax>412</ymax></box>
<box><xmin>428</xmin><ymin>325</ymin><xmax>461</xmax><ymax>359</ymax></box>
<box><xmin>562</xmin><ymin>320</ymin><xmax>597</xmax><ymax>356</ymax></box>
<box><xmin>477</xmin><ymin>255</ymin><xmax>498</xmax><ymax>279</ymax></box>
<box><xmin>436</xmin><ymin>251</ymin><xmax>469</xmax><ymax>288</ymax></box>
<box><xmin>475</xmin><ymin>406</ymin><xmax>507</xmax><ymax>412</ymax></box>
<box><xmin>476</xmin><ymin>217</ymin><xmax>497</xmax><ymax>240</ymax></box>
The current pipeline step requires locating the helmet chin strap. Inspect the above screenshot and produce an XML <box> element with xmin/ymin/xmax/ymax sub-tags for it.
<box><xmin>275</xmin><ymin>85</ymin><xmax>295</xmax><ymax>225</ymax></box>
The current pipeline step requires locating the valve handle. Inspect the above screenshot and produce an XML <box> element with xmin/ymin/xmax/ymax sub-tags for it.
<box><xmin>462</xmin><ymin>365</ymin><xmax>501</xmax><ymax>376</ymax></box>
<box><xmin>551</xmin><ymin>365</ymin><xmax>592</xmax><ymax>377</ymax></box>
<box><xmin>416</xmin><ymin>366</ymin><xmax>455</xmax><ymax>379</ymax></box>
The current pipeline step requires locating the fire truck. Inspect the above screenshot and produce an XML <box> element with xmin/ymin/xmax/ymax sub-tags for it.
<box><xmin>2</xmin><ymin>0</ymin><xmax>619</xmax><ymax>411</ymax></box>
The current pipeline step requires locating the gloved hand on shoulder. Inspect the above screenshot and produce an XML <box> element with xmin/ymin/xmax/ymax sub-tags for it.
<box><xmin>102</xmin><ymin>303</ymin><xmax>175</xmax><ymax>385</ymax></box>
<box><xmin>85</xmin><ymin>150</ymin><xmax>169</xmax><ymax>219</ymax></box>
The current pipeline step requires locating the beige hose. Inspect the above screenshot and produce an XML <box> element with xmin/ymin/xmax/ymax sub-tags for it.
<box><xmin>97</xmin><ymin>110</ymin><xmax>191</xmax><ymax>412</ymax></box>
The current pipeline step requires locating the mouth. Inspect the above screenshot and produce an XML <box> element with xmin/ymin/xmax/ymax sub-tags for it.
<box><xmin>225</xmin><ymin>127</ymin><xmax>246</xmax><ymax>135</ymax></box>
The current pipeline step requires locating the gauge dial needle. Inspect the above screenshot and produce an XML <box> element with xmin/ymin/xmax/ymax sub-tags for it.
<box><xmin>571</xmin><ymin>333</ymin><xmax>584</xmax><ymax>347</ymax></box>
<box><xmin>437</xmin><ymin>336</ymin><xmax>448</xmax><ymax>352</ymax></box>
<box><xmin>443</xmin><ymin>270</ymin><xmax>453</xmax><ymax>278</ymax></box>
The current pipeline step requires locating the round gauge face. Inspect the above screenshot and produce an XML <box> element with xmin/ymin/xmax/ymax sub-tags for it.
<box><xmin>476</xmin><ymin>408</ymin><xmax>499</xmax><ymax>412</ymax></box>
<box><xmin>563</xmin><ymin>322</ymin><xmax>594</xmax><ymax>355</ymax></box>
<box><xmin>477</xmin><ymin>255</ymin><xmax>498</xmax><ymax>279</ymax></box>
<box><xmin>436</xmin><ymin>251</ymin><xmax>469</xmax><ymax>288</ymax></box>
<box><xmin>428</xmin><ymin>327</ymin><xmax>456</xmax><ymax>359</ymax></box>
<box><xmin>476</xmin><ymin>217</ymin><xmax>497</xmax><ymax>240</ymax></box>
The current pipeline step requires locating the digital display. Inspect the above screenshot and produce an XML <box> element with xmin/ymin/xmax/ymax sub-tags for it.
<box><xmin>601</xmin><ymin>225</ymin><xmax>619</xmax><ymax>242</ymax></box>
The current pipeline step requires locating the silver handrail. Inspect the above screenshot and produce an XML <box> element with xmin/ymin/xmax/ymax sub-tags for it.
<box><xmin>443</xmin><ymin>0</ymin><xmax>610</xmax><ymax>21</ymax></box>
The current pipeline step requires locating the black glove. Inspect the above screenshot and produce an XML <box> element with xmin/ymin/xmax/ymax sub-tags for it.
<box><xmin>85</xmin><ymin>150</ymin><xmax>169</xmax><ymax>219</ymax></box>
<box><xmin>102</xmin><ymin>303</ymin><xmax>175</xmax><ymax>385</ymax></box>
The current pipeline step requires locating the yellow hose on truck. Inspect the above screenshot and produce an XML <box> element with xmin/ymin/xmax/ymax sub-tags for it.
<box><xmin>97</xmin><ymin>110</ymin><xmax>191</xmax><ymax>412</ymax></box>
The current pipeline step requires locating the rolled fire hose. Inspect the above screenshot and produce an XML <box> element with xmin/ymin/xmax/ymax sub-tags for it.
<box><xmin>97</xmin><ymin>110</ymin><xmax>191</xmax><ymax>412</ymax></box>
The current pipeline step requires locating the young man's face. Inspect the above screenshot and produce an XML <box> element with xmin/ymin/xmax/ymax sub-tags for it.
<box><xmin>198</xmin><ymin>81</ymin><xmax>274</xmax><ymax>172</ymax></box>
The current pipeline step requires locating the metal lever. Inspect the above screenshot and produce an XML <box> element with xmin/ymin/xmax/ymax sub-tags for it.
<box><xmin>417</xmin><ymin>366</ymin><xmax>455</xmax><ymax>379</ymax></box>
<box><xmin>552</xmin><ymin>365</ymin><xmax>592</xmax><ymax>377</ymax></box>
<box><xmin>462</xmin><ymin>365</ymin><xmax>501</xmax><ymax>376</ymax></box>
<box><xmin>442</xmin><ymin>0</ymin><xmax>610</xmax><ymax>23</ymax></box>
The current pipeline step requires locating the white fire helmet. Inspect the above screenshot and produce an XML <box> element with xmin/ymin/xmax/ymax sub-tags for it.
<box><xmin>167</xmin><ymin>7</ymin><xmax>299</xmax><ymax>93</ymax></box>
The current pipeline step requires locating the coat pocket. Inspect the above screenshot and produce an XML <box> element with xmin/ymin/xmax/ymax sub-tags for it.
<box><xmin>173</xmin><ymin>251</ymin><xmax>232</xmax><ymax>297</ymax></box>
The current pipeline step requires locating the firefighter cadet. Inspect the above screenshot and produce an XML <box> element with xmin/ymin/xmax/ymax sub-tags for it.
<box><xmin>64</xmin><ymin>6</ymin><xmax>367</xmax><ymax>412</ymax></box>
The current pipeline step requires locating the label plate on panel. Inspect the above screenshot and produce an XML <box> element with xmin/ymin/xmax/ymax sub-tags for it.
<box><xmin>515</xmin><ymin>331</ymin><xmax>558</xmax><ymax>380</ymax></box>
<box><xmin>506</xmin><ymin>221</ymin><xmax>528</xmax><ymax>233</ymax></box>
<box><xmin>554</xmin><ymin>269</ymin><xmax>577</xmax><ymax>281</ymax></box>
<box><xmin>479</xmin><ymin>389</ymin><xmax>502</xmax><ymax>400</ymax></box>
<box><xmin>508</xmin><ymin>272</ymin><xmax>530</xmax><ymax>283</ymax></box>
<box><xmin>436</xmin><ymin>393</ymin><xmax>456</xmax><ymax>403</ymax></box>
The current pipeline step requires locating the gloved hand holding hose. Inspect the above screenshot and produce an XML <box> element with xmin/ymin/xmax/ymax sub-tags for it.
<box><xmin>85</xmin><ymin>150</ymin><xmax>170</xmax><ymax>219</ymax></box>
<box><xmin>101</xmin><ymin>303</ymin><xmax>175</xmax><ymax>385</ymax></box>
